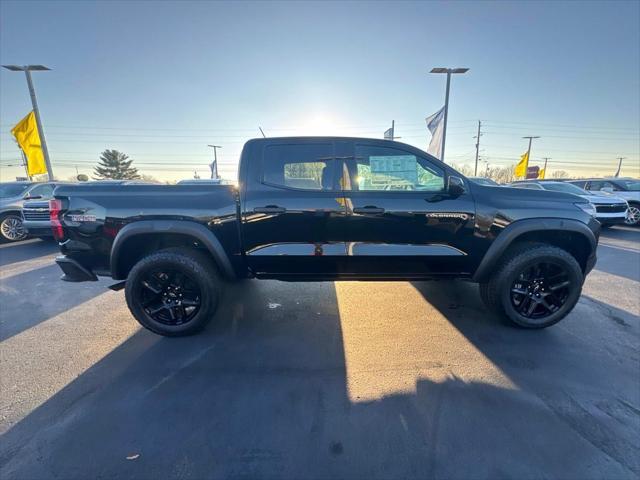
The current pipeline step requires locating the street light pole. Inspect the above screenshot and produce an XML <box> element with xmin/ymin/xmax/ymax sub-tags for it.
<box><xmin>207</xmin><ymin>145</ymin><xmax>222</xmax><ymax>179</ymax></box>
<box><xmin>430</xmin><ymin>67</ymin><xmax>469</xmax><ymax>162</ymax></box>
<box><xmin>2</xmin><ymin>64</ymin><xmax>54</xmax><ymax>180</ymax></box>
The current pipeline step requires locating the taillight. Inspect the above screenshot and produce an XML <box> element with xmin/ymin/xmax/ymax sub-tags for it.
<box><xmin>49</xmin><ymin>199</ymin><xmax>64</xmax><ymax>241</ymax></box>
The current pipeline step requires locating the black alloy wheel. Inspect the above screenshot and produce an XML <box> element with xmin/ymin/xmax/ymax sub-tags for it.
<box><xmin>125</xmin><ymin>248</ymin><xmax>220</xmax><ymax>336</ymax></box>
<box><xmin>138</xmin><ymin>268</ymin><xmax>202</xmax><ymax>326</ymax></box>
<box><xmin>510</xmin><ymin>261</ymin><xmax>571</xmax><ymax>321</ymax></box>
<box><xmin>479</xmin><ymin>243</ymin><xmax>583</xmax><ymax>329</ymax></box>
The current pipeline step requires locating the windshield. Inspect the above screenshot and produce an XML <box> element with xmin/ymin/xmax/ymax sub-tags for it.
<box><xmin>0</xmin><ymin>183</ymin><xmax>31</xmax><ymax>198</ymax></box>
<box><xmin>616</xmin><ymin>180</ymin><xmax>640</xmax><ymax>191</ymax></box>
<box><xmin>541</xmin><ymin>182</ymin><xmax>587</xmax><ymax>195</ymax></box>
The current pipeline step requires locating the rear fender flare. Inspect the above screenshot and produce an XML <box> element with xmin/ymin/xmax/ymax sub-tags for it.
<box><xmin>472</xmin><ymin>218</ymin><xmax>598</xmax><ymax>282</ymax></box>
<box><xmin>110</xmin><ymin>220</ymin><xmax>235</xmax><ymax>280</ymax></box>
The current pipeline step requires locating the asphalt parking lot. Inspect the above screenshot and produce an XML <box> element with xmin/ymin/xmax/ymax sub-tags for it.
<box><xmin>1</xmin><ymin>228</ymin><xmax>639</xmax><ymax>479</ymax></box>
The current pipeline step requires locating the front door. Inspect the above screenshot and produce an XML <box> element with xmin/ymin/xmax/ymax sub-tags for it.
<box><xmin>341</xmin><ymin>140</ymin><xmax>476</xmax><ymax>277</ymax></box>
<box><xmin>242</xmin><ymin>140</ymin><xmax>348</xmax><ymax>277</ymax></box>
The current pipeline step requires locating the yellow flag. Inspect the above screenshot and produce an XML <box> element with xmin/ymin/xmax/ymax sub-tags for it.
<box><xmin>538</xmin><ymin>168</ymin><xmax>545</xmax><ymax>179</ymax></box>
<box><xmin>514</xmin><ymin>151</ymin><xmax>529</xmax><ymax>178</ymax></box>
<box><xmin>11</xmin><ymin>111</ymin><xmax>47</xmax><ymax>176</ymax></box>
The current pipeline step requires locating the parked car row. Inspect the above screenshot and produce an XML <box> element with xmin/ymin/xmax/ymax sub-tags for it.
<box><xmin>468</xmin><ymin>176</ymin><xmax>639</xmax><ymax>227</ymax></box>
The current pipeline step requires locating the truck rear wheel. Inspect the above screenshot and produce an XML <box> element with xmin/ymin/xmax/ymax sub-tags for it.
<box><xmin>480</xmin><ymin>244</ymin><xmax>583</xmax><ymax>329</ymax></box>
<box><xmin>125</xmin><ymin>248</ymin><xmax>220</xmax><ymax>336</ymax></box>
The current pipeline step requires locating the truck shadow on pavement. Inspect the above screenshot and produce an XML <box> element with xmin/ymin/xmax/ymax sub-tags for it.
<box><xmin>0</xmin><ymin>263</ymin><xmax>108</xmax><ymax>342</ymax></box>
<box><xmin>1</xmin><ymin>280</ymin><xmax>638</xmax><ymax>479</ymax></box>
<box><xmin>0</xmin><ymin>238</ymin><xmax>59</xmax><ymax>269</ymax></box>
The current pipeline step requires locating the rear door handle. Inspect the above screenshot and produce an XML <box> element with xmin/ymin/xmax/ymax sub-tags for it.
<box><xmin>254</xmin><ymin>205</ymin><xmax>286</xmax><ymax>214</ymax></box>
<box><xmin>353</xmin><ymin>206</ymin><xmax>385</xmax><ymax>214</ymax></box>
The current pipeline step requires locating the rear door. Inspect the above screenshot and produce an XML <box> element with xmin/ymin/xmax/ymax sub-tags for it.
<box><xmin>241</xmin><ymin>139</ymin><xmax>348</xmax><ymax>277</ymax></box>
<box><xmin>341</xmin><ymin>140</ymin><xmax>476</xmax><ymax>277</ymax></box>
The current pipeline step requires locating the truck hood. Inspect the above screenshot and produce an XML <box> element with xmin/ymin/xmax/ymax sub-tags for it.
<box><xmin>499</xmin><ymin>185</ymin><xmax>588</xmax><ymax>203</ymax></box>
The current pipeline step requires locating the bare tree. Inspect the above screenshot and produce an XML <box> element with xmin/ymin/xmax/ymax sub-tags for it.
<box><xmin>551</xmin><ymin>170</ymin><xmax>569</xmax><ymax>179</ymax></box>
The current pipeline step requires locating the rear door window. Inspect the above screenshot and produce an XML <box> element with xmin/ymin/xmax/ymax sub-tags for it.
<box><xmin>263</xmin><ymin>143</ymin><xmax>335</xmax><ymax>191</ymax></box>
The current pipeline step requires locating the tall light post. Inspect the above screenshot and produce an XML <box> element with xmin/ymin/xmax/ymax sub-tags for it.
<box><xmin>207</xmin><ymin>144</ymin><xmax>222</xmax><ymax>179</ymax></box>
<box><xmin>430</xmin><ymin>67</ymin><xmax>469</xmax><ymax>162</ymax></box>
<box><xmin>2</xmin><ymin>64</ymin><xmax>54</xmax><ymax>180</ymax></box>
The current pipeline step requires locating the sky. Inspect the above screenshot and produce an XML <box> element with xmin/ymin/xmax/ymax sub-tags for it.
<box><xmin>0</xmin><ymin>0</ymin><xmax>638</xmax><ymax>182</ymax></box>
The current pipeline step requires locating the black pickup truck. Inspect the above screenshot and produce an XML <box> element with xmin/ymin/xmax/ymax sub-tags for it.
<box><xmin>52</xmin><ymin>137</ymin><xmax>599</xmax><ymax>335</ymax></box>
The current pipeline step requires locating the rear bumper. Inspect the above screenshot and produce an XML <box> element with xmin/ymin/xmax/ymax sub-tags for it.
<box><xmin>55</xmin><ymin>255</ymin><xmax>98</xmax><ymax>282</ymax></box>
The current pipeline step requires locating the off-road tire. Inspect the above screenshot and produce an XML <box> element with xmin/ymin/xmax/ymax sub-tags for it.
<box><xmin>125</xmin><ymin>248</ymin><xmax>221</xmax><ymax>336</ymax></box>
<box><xmin>480</xmin><ymin>243</ymin><xmax>583</xmax><ymax>329</ymax></box>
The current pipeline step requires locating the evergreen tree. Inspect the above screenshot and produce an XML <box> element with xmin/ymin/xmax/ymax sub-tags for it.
<box><xmin>93</xmin><ymin>150</ymin><xmax>140</xmax><ymax>180</ymax></box>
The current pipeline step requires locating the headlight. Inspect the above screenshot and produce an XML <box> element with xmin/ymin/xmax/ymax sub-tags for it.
<box><xmin>575</xmin><ymin>202</ymin><xmax>596</xmax><ymax>217</ymax></box>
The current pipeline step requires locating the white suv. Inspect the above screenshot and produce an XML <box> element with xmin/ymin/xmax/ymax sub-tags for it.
<box><xmin>569</xmin><ymin>178</ymin><xmax>640</xmax><ymax>226</ymax></box>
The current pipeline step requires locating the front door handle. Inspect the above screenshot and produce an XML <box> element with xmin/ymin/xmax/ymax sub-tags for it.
<box><xmin>353</xmin><ymin>206</ymin><xmax>385</xmax><ymax>214</ymax></box>
<box><xmin>254</xmin><ymin>205</ymin><xmax>286</xmax><ymax>214</ymax></box>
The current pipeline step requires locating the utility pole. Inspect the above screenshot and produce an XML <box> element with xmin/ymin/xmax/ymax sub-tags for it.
<box><xmin>430</xmin><ymin>67</ymin><xmax>469</xmax><ymax>162</ymax></box>
<box><xmin>207</xmin><ymin>145</ymin><xmax>222</xmax><ymax>179</ymax></box>
<box><xmin>542</xmin><ymin>157</ymin><xmax>551</xmax><ymax>178</ymax></box>
<box><xmin>474</xmin><ymin>120</ymin><xmax>482</xmax><ymax>175</ymax></box>
<box><xmin>614</xmin><ymin>157</ymin><xmax>625</xmax><ymax>177</ymax></box>
<box><xmin>2</xmin><ymin>65</ymin><xmax>54</xmax><ymax>180</ymax></box>
<box><xmin>521</xmin><ymin>136</ymin><xmax>540</xmax><ymax>179</ymax></box>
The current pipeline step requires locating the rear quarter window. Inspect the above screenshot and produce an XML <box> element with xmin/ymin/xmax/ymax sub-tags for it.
<box><xmin>262</xmin><ymin>143</ymin><xmax>335</xmax><ymax>191</ymax></box>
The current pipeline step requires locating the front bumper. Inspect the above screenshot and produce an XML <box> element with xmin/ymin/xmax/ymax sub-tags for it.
<box><xmin>55</xmin><ymin>255</ymin><xmax>98</xmax><ymax>282</ymax></box>
<box><xmin>23</xmin><ymin>220</ymin><xmax>53</xmax><ymax>237</ymax></box>
<box><xmin>596</xmin><ymin>215</ymin><xmax>627</xmax><ymax>225</ymax></box>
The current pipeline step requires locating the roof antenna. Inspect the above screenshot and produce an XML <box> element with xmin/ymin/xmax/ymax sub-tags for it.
<box><xmin>259</xmin><ymin>126</ymin><xmax>266</xmax><ymax>138</ymax></box>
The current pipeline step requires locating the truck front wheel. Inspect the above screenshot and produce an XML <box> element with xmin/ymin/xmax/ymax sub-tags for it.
<box><xmin>125</xmin><ymin>248</ymin><xmax>220</xmax><ymax>336</ymax></box>
<box><xmin>480</xmin><ymin>244</ymin><xmax>584</xmax><ymax>329</ymax></box>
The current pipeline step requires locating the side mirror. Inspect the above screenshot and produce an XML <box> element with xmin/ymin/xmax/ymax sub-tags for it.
<box><xmin>448</xmin><ymin>175</ymin><xmax>466</xmax><ymax>195</ymax></box>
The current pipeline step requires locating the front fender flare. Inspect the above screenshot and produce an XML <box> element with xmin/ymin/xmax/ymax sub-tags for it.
<box><xmin>472</xmin><ymin>218</ymin><xmax>598</xmax><ymax>283</ymax></box>
<box><xmin>110</xmin><ymin>220</ymin><xmax>236</xmax><ymax>280</ymax></box>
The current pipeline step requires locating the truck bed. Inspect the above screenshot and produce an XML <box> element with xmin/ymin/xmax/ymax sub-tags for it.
<box><xmin>54</xmin><ymin>183</ymin><xmax>242</xmax><ymax>275</ymax></box>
